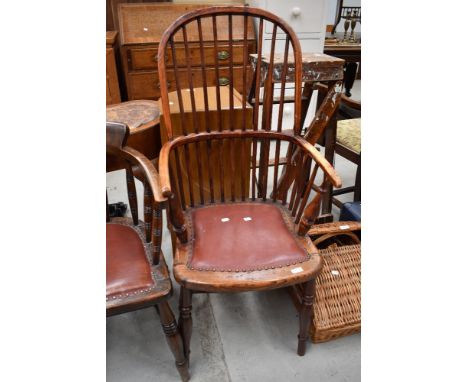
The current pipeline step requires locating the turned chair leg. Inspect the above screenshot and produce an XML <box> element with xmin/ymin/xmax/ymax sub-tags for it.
<box><xmin>156</xmin><ymin>302</ymin><xmax>190</xmax><ymax>382</ymax></box>
<box><xmin>178</xmin><ymin>287</ymin><xmax>193</xmax><ymax>364</ymax></box>
<box><xmin>297</xmin><ymin>279</ymin><xmax>315</xmax><ymax>356</ymax></box>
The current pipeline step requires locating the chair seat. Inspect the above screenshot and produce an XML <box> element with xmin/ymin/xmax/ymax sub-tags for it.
<box><xmin>106</xmin><ymin>219</ymin><xmax>171</xmax><ymax>316</ymax></box>
<box><xmin>337</xmin><ymin>118</ymin><xmax>361</xmax><ymax>153</ymax></box>
<box><xmin>174</xmin><ymin>203</ymin><xmax>322</xmax><ymax>292</ymax></box>
<box><xmin>106</xmin><ymin>100</ymin><xmax>160</xmax><ymax>130</ymax></box>
<box><xmin>106</xmin><ymin>222</ymin><xmax>154</xmax><ymax>297</ymax></box>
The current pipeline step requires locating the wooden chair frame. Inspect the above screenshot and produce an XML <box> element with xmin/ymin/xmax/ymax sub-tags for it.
<box><xmin>156</xmin><ymin>6</ymin><xmax>342</xmax><ymax>361</ymax></box>
<box><xmin>106</xmin><ymin>122</ymin><xmax>189</xmax><ymax>381</ymax></box>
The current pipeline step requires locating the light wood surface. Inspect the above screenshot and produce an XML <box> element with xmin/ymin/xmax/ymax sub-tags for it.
<box><xmin>159</xmin><ymin>87</ymin><xmax>252</xmax><ymax>204</ymax></box>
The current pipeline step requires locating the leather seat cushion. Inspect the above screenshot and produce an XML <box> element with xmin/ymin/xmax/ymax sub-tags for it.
<box><xmin>337</xmin><ymin>118</ymin><xmax>361</xmax><ymax>153</ymax></box>
<box><xmin>106</xmin><ymin>100</ymin><xmax>160</xmax><ymax>130</ymax></box>
<box><xmin>106</xmin><ymin>223</ymin><xmax>154</xmax><ymax>297</ymax></box>
<box><xmin>187</xmin><ymin>203</ymin><xmax>309</xmax><ymax>272</ymax></box>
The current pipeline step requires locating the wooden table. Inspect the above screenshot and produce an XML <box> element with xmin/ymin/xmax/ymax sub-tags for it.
<box><xmin>324</xmin><ymin>35</ymin><xmax>361</xmax><ymax>97</ymax></box>
<box><xmin>249</xmin><ymin>52</ymin><xmax>347</xmax><ymax>221</ymax></box>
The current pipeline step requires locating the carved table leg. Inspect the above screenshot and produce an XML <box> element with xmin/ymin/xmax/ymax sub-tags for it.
<box><xmin>344</xmin><ymin>62</ymin><xmax>358</xmax><ymax>97</ymax></box>
<box><xmin>297</xmin><ymin>279</ymin><xmax>315</xmax><ymax>356</ymax></box>
<box><xmin>156</xmin><ymin>302</ymin><xmax>190</xmax><ymax>382</ymax></box>
<box><xmin>179</xmin><ymin>287</ymin><xmax>193</xmax><ymax>364</ymax></box>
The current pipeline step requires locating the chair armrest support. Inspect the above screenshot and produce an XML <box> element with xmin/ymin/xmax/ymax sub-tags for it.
<box><xmin>293</xmin><ymin>136</ymin><xmax>342</xmax><ymax>188</ymax></box>
<box><xmin>121</xmin><ymin>146</ymin><xmax>166</xmax><ymax>203</ymax></box>
<box><xmin>157</xmin><ymin>140</ymin><xmax>188</xmax><ymax>243</ymax></box>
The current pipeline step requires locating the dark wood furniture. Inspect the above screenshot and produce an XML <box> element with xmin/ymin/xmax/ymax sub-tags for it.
<box><xmin>106</xmin><ymin>122</ymin><xmax>189</xmax><ymax>382</ymax></box>
<box><xmin>329</xmin><ymin>95</ymin><xmax>361</xmax><ymax>207</ymax></box>
<box><xmin>157</xmin><ymin>6</ymin><xmax>342</xmax><ymax>362</ymax></box>
<box><xmin>106</xmin><ymin>100</ymin><xmax>162</xmax><ymax>174</ymax></box>
<box><xmin>324</xmin><ymin>38</ymin><xmax>360</xmax><ymax>97</ymax></box>
<box><xmin>117</xmin><ymin>2</ymin><xmax>256</xmax><ymax>101</ymax></box>
<box><xmin>107</xmin><ymin>31</ymin><xmax>122</xmax><ymax>105</ymax></box>
<box><xmin>330</xmin><ymin>0</ymin><xmax>361</xmax><ymax>35</ymax></box>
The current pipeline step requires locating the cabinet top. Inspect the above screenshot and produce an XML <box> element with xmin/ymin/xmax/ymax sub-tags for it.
<box><xmin>118</xmin><ymin>3</ymin><xmax>256</xmax><ymax>46</ymax></box>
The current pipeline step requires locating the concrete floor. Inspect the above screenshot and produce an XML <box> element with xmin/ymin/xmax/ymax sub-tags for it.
<box><xmin>107</xmin><ymin>83</ymin><xmax>361</xmax><ymax>382</ymax></box>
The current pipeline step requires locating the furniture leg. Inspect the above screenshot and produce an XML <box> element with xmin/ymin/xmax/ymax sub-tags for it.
<box><xmin>343</xmin><ymin>62</ymin><xmax>358</xmax><ymax>97</ymax></box>
<box><xmin>321</xmin><ymin>115</ymin><xmax>337</xmax><ymax>217</ymax></box>
<box><xmin>156</xmin><ymin>302</ymin><xmax>190</xmax><ymax>381</ymax></box>
<box><xmin>297</xmin><ymin>279</ymin><xmax>315</xmax><ymax>356</ymax></box>
<box><xmin>353</xmin><ymin>156</ymin><xmax>361</xmax><ymax>202</ymax></box>
<box><xmin>178</xmin><ymin>287</ymin><xmax>193</xmax><ymax>363</ymax></box>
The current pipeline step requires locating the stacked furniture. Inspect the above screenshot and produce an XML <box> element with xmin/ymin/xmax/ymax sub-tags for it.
<box><xmin>117</xmin><ymin>2</ymin><xmax>256</xmax><ymax>100</ymax></box>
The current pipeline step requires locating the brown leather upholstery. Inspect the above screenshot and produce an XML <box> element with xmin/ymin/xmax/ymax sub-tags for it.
<box><xmin>106</xmin><ymin>223</ymin><xmax>154</xmax><ymax>297</ymax></box>
<box><xmin>188</xmin><ymin>203</ymin><xmax>309</xmax><ymax>272</ymax></box>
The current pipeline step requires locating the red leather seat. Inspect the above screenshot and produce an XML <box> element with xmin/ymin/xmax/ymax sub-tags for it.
<box><xmin>106</xmin><ymin>223</ymin><xmax>154</xmax><ymax>298</ymax></box>
<box><xmin>187</xmin><ymin>203</ymin><xmax>310</xmax><ymax>272</ymax></box>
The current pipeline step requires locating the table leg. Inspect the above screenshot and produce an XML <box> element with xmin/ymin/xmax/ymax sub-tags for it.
<box><xmin>344</xmin><ymin>62</ymin><xmax>358</xmax><ymax>97</ymax></box>
<box><xmin>321</xmin><ymin>115</ymin><xmax>337</xmax><ymax>216</ymax></box>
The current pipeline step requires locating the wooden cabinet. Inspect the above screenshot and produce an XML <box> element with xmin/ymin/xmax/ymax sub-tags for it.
<box><xmin>106</xmin><ymin>31</ymin><xmax>122</xmax><ymax>105</ymax></box>
<box><xmin>250</xmin><ymin>0</ymin><xmax>328</xmax><ymax>54</ymax></box>
<box><xmin>118</xmin><ymin>3</ymin><xmax>256</xmax><ymax>101</ymax></box>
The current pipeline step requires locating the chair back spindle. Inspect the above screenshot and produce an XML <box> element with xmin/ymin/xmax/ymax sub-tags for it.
<box><xmin>157</xmin><ymin>7</ymin><xmax>341</xmax><ymax>238</ymax></box>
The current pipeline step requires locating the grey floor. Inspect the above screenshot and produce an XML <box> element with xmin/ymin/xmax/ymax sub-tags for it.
<box><xmin>107</xmin><ymin>83</ymin><xmax>361</xmax><ymax>382</ymax></box>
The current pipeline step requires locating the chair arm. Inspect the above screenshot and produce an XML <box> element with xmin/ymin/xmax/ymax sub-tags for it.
<box><xmin>293</xmin><ymin>136</ymin><xmax>342</xmax><ymax>188</ymax></box>
<box><xmin>121</xmin><ymin>146</ymin><xmax>166</xmax><ymax>203</ymax></box>
<box><xmin>158</xmin><ymin>140</ymin><xmax>173</xmax><ymax>198</ymax></box>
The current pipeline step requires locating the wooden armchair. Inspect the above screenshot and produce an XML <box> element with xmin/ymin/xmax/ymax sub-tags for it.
<box><xmin>106</xmin><ymin>122</ymin><xmax>189</xmax><ymax>381</ymax></box>
<box><xmin>156</xmin><ymin>6</ymin><xmax>342</xmax><ymax>360</ymax></box>
<box><xmin>317</xmin><ymin>84</ymin><xmax>361</xmax><ymax>210</ymax></box>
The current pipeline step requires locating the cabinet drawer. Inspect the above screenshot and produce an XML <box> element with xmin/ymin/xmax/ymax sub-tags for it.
<box><xmin>127</xmin><ymin>66</ymin><xmax>252</xmax><ymax>100</ymax></box>
<box><xmin>265</xmin><ymin>0</ymin><xmax>325</xmax><ymax>35</ymax></box>
<box><xmin>128</xmin><ymin>43</ymin><xmax>253</xmax><ymax>71</ymax></box>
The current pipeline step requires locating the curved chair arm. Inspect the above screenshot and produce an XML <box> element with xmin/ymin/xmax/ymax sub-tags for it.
<box><xmin>293</xmin><ymin>135</ymin><xmax>342</xmax><ymax>188</ymax></box>
<box><xmin>122</xmin><ymin>146</ymin><xmax>166</xmax><ymax>203</ymax></box>
<box><xmin>158</xmin><ymin>140</ymin><xmax>188</xmax><ymax>244</ymax></box>
<box><xmin>292</xmin><ymin>137</ymin><xmax>342</xmax><ymax>236</ymax></box>
<box><xmin>159</xmin><ymin>140</ymin><xmax>176</xmax><ymax>198</ymax></box>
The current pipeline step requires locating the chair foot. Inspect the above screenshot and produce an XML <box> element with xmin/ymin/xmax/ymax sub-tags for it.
<box><xmin>156</xmin><ymin>302</ymin><xmax>190</xmax><ymax>381</ymax></box>
<box><xmin>297</xmin><ymin>279</ymin><xmax>315</xmax><ymax>356</ymax></box>
<box><xmin>179</xmin><ymin>287</ymin><xmax>193</xmax><ymax>363</ymax></box>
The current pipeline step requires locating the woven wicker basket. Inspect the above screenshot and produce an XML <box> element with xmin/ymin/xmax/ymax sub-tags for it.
<box><xmin>290</xmin><ymin>221</ymin><xmax>361</xmax><ymax>343</ymax></box>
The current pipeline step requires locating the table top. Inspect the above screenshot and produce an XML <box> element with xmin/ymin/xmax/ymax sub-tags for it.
<box><xmin>325</xmin><ymin>32</ymin><xmax>361</xmax><ymax>51</ymax></box>
<box><xmin>250</xmin><ymin>52</ymin><xmax>344</xmax><ymax>83</ymax></box>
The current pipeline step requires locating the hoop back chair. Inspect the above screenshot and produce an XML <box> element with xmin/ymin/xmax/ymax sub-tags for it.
<box><xmin>157</xmin><ymin>6</ymin><xmax>342</xmax><ymax>359</ymax></box>
<box><xmin>106</xmin><ymin>122</ymin><xmax>189</xmax><ymax>381</ymax></box>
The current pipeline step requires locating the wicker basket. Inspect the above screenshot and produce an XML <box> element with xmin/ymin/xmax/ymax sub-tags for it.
<box><xmin>290</xmin><ymin>221</ymin><xmax>361</xmax><ymax>343</ymax></box>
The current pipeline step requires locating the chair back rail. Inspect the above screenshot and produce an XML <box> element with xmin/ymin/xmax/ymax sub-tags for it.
<box><xmin>157</xmin><ymin>7</ymin><xmax>340</xmax><ymax>241</ymax></box>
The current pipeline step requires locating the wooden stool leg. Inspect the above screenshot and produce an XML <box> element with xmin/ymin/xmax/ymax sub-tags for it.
<box><xmin>297</xmin><ymin>279</ymin><xmax>315</xmax><ymax>356</ymax></box>
<box><xmin>178</xmin><ymin>287</ymin><xmax>193</xmax><ymax>363</ymax></box>
<box><xmin>156</xmin><ymin>302</ymin><xmax>190</xmax><ymax>382</ymax></box>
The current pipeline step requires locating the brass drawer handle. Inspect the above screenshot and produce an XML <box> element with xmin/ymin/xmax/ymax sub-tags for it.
<box><xmin>218</xmin><ymin>77</ymin><xmax>230</xmax><ymax>86</ymax></box>
<box><xmin>217</xmin><ymin>50</ymin><xmax>230</xmax><ymax>60</ymax></box>
<box><xmin>156</xmin><ymin>81</ymin><xmax>171</xmax><ymax>89</ymax></box>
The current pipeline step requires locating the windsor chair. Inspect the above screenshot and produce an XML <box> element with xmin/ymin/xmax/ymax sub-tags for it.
<box><xmin>106</xmin><ymin>122</ymin><xmax>189</xmax><ymax>381</ymax></box>
<box><xmin>157</xmin><ymin>6</ymin><xmax>342</xmax><ymax>361</ymax></box>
